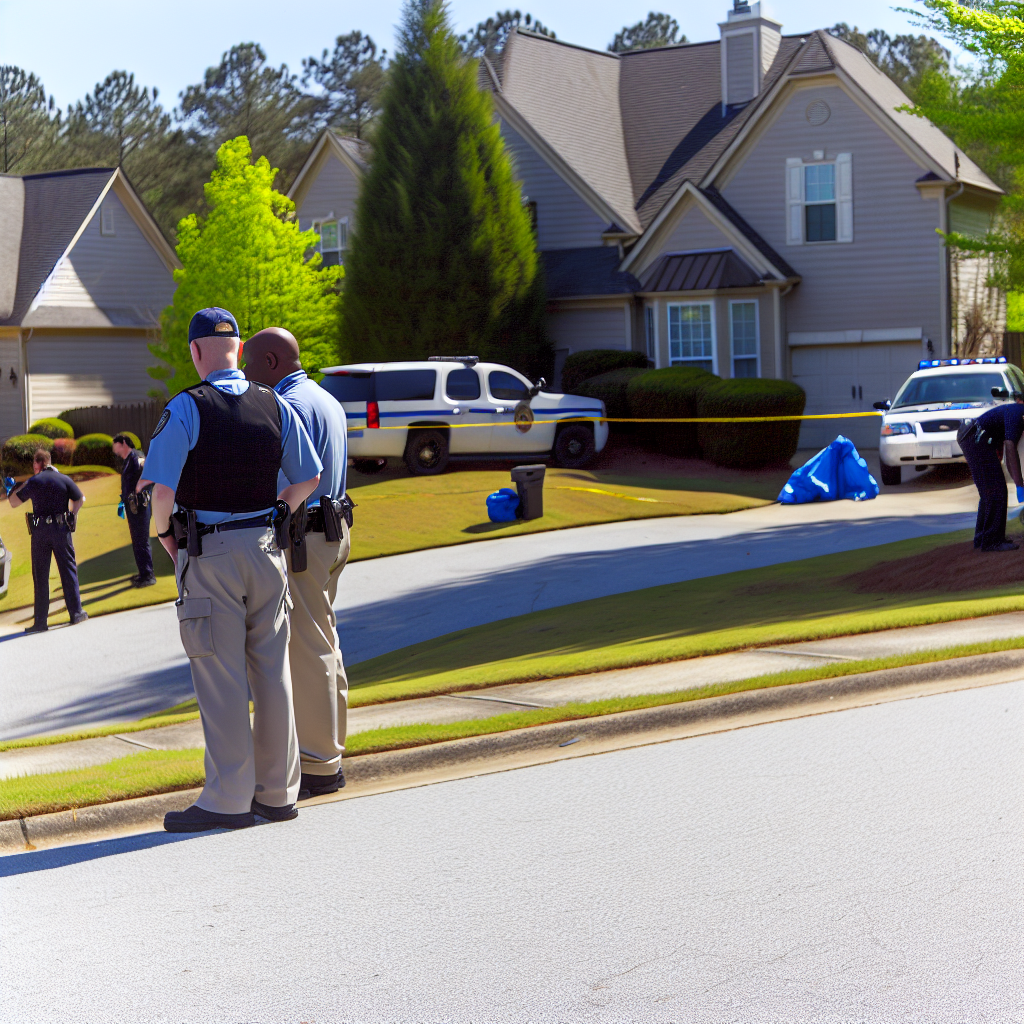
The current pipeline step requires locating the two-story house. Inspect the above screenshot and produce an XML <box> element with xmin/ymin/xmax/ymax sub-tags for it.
<box><xmin>289</xmin><ymin>2</ymin><xmax>1004</xmax><ymax>448</ymax></box>
<box><xmin>0</xmin><ymin>167</ymin><xmax>179</xmax><ymax>444</ymax></box>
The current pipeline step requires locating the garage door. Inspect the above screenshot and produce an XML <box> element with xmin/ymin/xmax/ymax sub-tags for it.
<box><xmin>792</xmin><ymin>342</ymin><xmax>922</xmax><ymax>451</ymax></box>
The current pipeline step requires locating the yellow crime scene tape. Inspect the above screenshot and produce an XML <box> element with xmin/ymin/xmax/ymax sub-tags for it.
<box><xmin>347</xmin><ymin>411</ymin><xmax>883</xmax><ymax>431</ymax></box>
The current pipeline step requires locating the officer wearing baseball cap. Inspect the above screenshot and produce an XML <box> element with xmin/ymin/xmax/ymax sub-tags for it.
<box><xmin>139</xmin><ymin>307</ymin><xmax>323</xmax><ymax>832</ymax></box>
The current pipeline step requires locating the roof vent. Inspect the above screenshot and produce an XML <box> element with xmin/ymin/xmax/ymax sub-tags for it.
<box><xmin>719</xmin><ymin>1</ymin><xmax>783</xmax><ymax>113</ymax></box>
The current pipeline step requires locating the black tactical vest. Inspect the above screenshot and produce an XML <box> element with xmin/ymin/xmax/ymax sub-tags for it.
<box><xmin>175</xmin><ymin>381</ymin><xmax>283</xmax><ymax>513</ymax></box>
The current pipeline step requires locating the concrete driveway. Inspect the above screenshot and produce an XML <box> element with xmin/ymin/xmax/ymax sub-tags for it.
<box><xmin>0</xmin><ymin>482</ymin><xmax>981</xmax><ymax>739</ymax></box>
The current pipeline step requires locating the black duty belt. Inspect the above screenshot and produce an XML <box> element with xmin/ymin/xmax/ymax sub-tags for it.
<box><xmin>26</xmin><ymin>512</ymin><xmax>75</xmax><ymax>533</ymax></box>
<box><xmin>306</xmin><ymin>496</ymin><xmax>354</xmax><ymax>534</ymax></box>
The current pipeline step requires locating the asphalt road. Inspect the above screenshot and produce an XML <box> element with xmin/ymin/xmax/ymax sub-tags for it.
<box><xmin>0</xmin><ymin>487</ymin><xmax>977</xmax><ymax>738</ymax></box>
<box><xmin>1</xmin><ymin>679</ymin><xmax>1020</xmax><ymax>1022</ymax></box>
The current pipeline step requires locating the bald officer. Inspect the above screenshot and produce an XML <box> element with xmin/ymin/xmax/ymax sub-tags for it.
<box><xmin>141</xmin><ymin>308</ymin><xmax>322</xmax><ymax>833</ymax></box>
<box><xmin>244</xmin><ymin>327</ymin><xmax>350</xmax><ymax>799</ymax></box>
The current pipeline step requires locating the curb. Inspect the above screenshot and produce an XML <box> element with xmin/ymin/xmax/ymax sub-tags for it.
<box><xmin>3</xmin><ymin>648</ymin><xmax>1022</xmax><ymax>856</ymax></box>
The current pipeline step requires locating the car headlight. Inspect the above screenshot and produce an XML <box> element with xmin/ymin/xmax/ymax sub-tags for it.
<box><xmin>880</xmin><ymin>422</ymin><xmax>914</xmax><ymax>436</ymax></box>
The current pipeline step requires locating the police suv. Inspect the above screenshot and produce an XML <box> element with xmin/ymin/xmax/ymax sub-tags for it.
<box><xmin>319</xmin><ymin>357</ymin><xmax>609</xmax><ymax>475</ymax></box>
<box><xmin>876</xmin><ymin>355</ymin><xmax>1024</xmax><ymax>485</ymax></box>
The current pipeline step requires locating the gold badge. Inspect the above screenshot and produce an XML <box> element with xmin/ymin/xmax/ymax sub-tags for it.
<box><xmin>214</xmin><ymin>321</ymin><xmax>233</xmax><ymax>333</ymax></box>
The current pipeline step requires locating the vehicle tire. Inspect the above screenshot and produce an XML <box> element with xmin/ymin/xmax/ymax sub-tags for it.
<box><xmin>404</xmin><ymin>430</ymin><xmax>450</xmax><ymax>475</ymax></box>
<box><xmin>553</xmin><ymin>424</ymin><xmax>595</xmax><ymax>468</ymax></box>
<box><xmin>352</xmin><ymin>457</ymin><xmax>387</xmax><ymax>475</ymax></box>
<box><xmin>880</xmin><ymin>463</ymin><xmax>901</xmax><ymax>486</ymax></box>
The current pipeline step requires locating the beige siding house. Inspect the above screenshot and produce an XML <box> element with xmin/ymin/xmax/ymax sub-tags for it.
<box><xmin>289</xmin><ymin>2</ymin><xmax>1005</xmax><ymax>448</ymax></box>
<box><xmin>0</xmin><ymin>167</ymin><xmax>179</xmax><ymax>443</ymax></box>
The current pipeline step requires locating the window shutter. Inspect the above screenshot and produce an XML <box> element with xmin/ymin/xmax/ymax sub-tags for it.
<box><xmin>836</xmin><ymin>153</ymin><xmax>853</xmax><ymax>243</ymax></box>
<box><xmin>311</xmin><ymin>221</ymin><xmax>322</xmax><ymax>253</ymax></box>
<box><xmin>786</xmin><ymin>157</ymin><xmax>803</xmax><ymax>245</ymax></box>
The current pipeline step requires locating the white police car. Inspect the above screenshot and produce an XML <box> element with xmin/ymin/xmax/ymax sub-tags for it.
<box><xmin>319</xmin><ymin>357</ymin><xmax>609</xmax><ymax>475</ymax></box>
<box><xmin>876</xmin><ymin>356</ymin><xmax>1024</xmax><ymax>485</ymax></box>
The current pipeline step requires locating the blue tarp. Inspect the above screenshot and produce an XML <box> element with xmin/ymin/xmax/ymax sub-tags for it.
<box><xmin>487</xmin><ymin>487</ymin><xmax>520</xmax><ymax>522</ymax></box>
<box><xmin>778</xmin><ymin>435</ymin><xmax>880</xmax><ymax>504</ymax></box>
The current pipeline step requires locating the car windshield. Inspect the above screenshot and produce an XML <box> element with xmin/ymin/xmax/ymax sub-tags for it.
<box><xmin>892</xmin><ymin>372</ymin><xmax>1006</xmax><ymax>409</ymax></box>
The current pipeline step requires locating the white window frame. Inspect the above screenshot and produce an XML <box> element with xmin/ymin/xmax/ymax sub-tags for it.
<box><xmin>311</xmin><ymin>216</ymin><xmax>349</xmax><ymax>259</ymax></box>
<box><xmin>100</xmin><ymin>204</ymin><xmax>115</xmax><ymax>236</ymax></box>
<box><xmin>786</xmin><ymin>153</ymin><xmax>852</xmax><ymax>246</ymax></box>
<box><xmin>644</xmin><ymin>303</ymin><xmax>658</xmax><ymax>367</ymax></box>
<box><xmin>667</xmin><ymin>301</ymin><xmax>716</xmax><ymax>373</ymax></box>
<box><xmin>729</xmin><ymin>299</ymin><xmax>760</xmax><ymax>379</ymax></box>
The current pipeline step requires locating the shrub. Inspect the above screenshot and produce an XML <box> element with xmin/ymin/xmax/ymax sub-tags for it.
<box><xmin>561</xmin><ymin>350</ymin><xmax>650</xmax><ymax>393</ymax></box>
<box><xmin>573</xmin><ymin>367</ymin><xmax>648</xmax><ymax>431</ymax></box>
<box><xmin>626</xmin><ymin>366</ymin><xmax>717</xmax><ymax>456</ymax></box>
<box><xmin>114</xmin><ymin>430</ymin><xmax>142</xmax><ymax>450</ymax></box>
<box><xmin>28</xmin><ymin>417</ymin><xmax>74</xmax><ymax>440</ymax></box>
<box><xmin>52</xmin><ymin>438</ymin><xmax>77</xmax><ymax>466</ymax></box>
<box><xmin>72</xmin><ymin>433</ymin><xmax>117</xmax><ymax>468</ymax></box>
<box><xmin>1</xmin><ymin>434</ymin><xmax>53</xmax><ymax>475</ymax></box>
<box><xmin>696</xmin><ymin>378</ymin><xmax>806</xmax><ymax>469</ymax></box>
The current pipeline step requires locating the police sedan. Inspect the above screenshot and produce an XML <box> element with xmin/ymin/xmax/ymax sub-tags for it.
<box><xmin>319</xmin><ymin>357</ymin><xmax>609</xmax><ymax>475</ymax></box>
<box><xmin>876</xmin><ymin>356</ymin><xmax>1024</xmax><ymax>485</ymax></box>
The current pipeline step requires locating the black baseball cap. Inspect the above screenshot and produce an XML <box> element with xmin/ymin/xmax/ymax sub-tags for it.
<box><xmin>188</xmin><ymin>307</ymin><xmax>239</xmax><ymax>343</ymax></box>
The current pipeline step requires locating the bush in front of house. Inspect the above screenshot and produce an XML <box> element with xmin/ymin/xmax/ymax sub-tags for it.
<box><xmin>28</xmin><ymin>417</ymin><xmax>74</xmax><ymax>439</ymax></box>
<box><xmin>573</xmin><ymin>367</ymin><xmax>649</xmax><ymax>424</ymax></box>
<box><xmin>561</xmin><ymin>350</ymin><xmax>650</xmax><ymax>393</ymax></box>
<box><xmin>696</xmin><ymin>377</ymin><xmax>806</xmax><ymax>469</ymax></box>
<box><xmin>626</xmin><ymin>366</ymin><xmax>718</xmax><ymax>456</ymax></box>
<box><xmin>72</xmin><ymin>433</ymin><xmax>117</xmax><ymax>468</ymax></box>
<box><xmin>52</xmin><ymin>438</ymin><xmax>77</xmax><ymax>465</ymax></box>
<box><xmin>115</xmin><ymin>430</ymin><xmax>142</xmax><ymax>450</ymax></box>
<box><xmin>1</xmin><ymin>434</ymin><xmax>53</xmax><ymax>475</ymax></box>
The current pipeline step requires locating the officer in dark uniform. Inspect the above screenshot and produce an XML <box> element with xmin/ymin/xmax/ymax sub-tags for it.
<box><xmin>959</xmin><ymin>392</ymin><xmax>1024</xmax><ymax>551</ymax></box>
<box><xmin>8</xmin><ymin>448</ymin><xmax>89</xmax><ymax>633</ymax></box>
<box><xmin>112</xmin><ymin>433</ymin><xmax>155</xmax><ymax>587</ymax></box>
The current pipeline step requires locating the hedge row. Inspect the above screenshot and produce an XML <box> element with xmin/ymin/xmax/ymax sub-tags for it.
<box><xmin>28</xmin><ymin>418</ymin><xmax>74</xmax><ymax>439</ymax></box>
<box><xmin>561</xmin><ymin>350</ymin><xmax>650</xmax><ymax>394</ymax></box>
<box><xmin>573</xmin><ymin>365</ymin><xmax>806</xmax><ymax>469</ymax></box>
<box><xmin>72</xmin><ymin>433</ymin><xmax>118</xmax><ymax>468</ymax></box>
<box><xmin>1</xmin><ymin>431</ymin><xmax>120</xmax><ymax>474</ymax></box>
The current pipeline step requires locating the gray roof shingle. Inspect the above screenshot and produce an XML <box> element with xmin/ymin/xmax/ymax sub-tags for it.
<box><xmin>542</xmin><ymin>246</ymin><xmax>640</xmax><ymax>297</ymax></box>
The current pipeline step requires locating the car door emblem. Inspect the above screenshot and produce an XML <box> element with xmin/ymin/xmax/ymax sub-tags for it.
<box><xmin>514</xmin><ymin>402</ymin><xmax>534</xmax><ymax>433</ymax></box>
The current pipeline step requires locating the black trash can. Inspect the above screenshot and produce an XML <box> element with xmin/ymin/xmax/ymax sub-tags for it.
<box><xmin>511</xmin><ymin>464</ymin><xmax>546</xmax><ymax>521</ymax></box>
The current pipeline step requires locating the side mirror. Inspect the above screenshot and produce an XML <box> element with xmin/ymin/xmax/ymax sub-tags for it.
<box><xmin>992</xmin><ymin>386</ymin><xmax>1009</xmax><ymax>400</ymax></box>
<box><xmin>872</xmin><ymin>400</ymin><xmax>891</xmax><ymax>411</ymax></box>
<box><xmin>528</xmin><ymin>377</ymin><xmax>547</xmax><ymax>398</ymax></box>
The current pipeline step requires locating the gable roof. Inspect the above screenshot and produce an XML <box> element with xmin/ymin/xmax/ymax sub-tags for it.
<box><xmin>288</xmin><ymin>129</ymin><xmax>369</xmax><ymax>209</ymax></box>
<box><xmin>639</xmin><ymin>248</ymin><xmax>764</xmax><ymax>292</ymax></box>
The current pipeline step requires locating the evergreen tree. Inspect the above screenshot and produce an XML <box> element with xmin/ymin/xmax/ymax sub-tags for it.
<box><xmin>302</xmin><ymin>32</ymin><xmax>388</xmax><ymax>140</ymax></box>
<box><xmin>151</xmin><ymin>136</ymin><xmax>343</xmax><ymax>395</ymax></box>
<box><xmin>609</xmin><ymin>12</ymin><xmax>686</xmax><ymax>53</ymax></box>
<box><xmin>827</xmin><ymin>24</ymin><xmax>949</xmax><ymax>101</ymax></box>
<box><xmin>460</xmin><ymin>11</ymin><xmax>555</xmax><ymax>62</ymax></box>
<box><xmin>0</xmin><ymin>67</ymin><xmax>59</xmax><ymax>173</ymax></box>
<box><xmin>340</xmin><ymin>0</ymin><xmax>550</xmax><ymax>377</ymax></box>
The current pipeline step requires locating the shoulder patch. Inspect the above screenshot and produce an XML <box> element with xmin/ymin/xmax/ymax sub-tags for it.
<box><xmin>151</xmin><ymin>409</ymin><xmax>171</xmax><ymax>439</ymax></box>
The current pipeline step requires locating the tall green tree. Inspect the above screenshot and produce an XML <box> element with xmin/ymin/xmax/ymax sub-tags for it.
<box><xmin>460</xmin><ymin>10</ymin><xmax>555</xmax><ymax>62</ymax></box>
<box><xmin>151</xmin><ymin>136</ymin><xmax>343</xmax><ymax>395</ymax></box>
<box><xmin>302</xmin><ymin>32</ymin><xmax>388</xmax><ymax>139</ymax></box>
<box><xmin>341</xmin><ymin>0</ymin><xmax>550</xmax><ymax>376</ymax></box>
<box><xmin>827</xmin><ymin>24</ymin><xmax>949</xmax><ymax>100</ymax></box>
<box><xmin>0</xmin><ymin>66</ymin><xmax>58</xmax><ymax>173</ymax></box>
<box><xmin>609</xmin><ymin>12</ymin><xmax>686</xmax><ymax>53</ymax></box>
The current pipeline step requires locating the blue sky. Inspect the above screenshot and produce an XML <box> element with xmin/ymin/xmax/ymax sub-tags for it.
<box><xmin>0</xmin><ymin>0</ymin><xmax>942</xmax><ymax>112</ymax></box>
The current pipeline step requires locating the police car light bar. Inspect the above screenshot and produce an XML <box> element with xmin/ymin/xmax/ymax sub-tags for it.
<box><xmin>428</xmin><ymin>355</ymin><xmax>479</xmax><ymax>365</ymax></box>
<box><xmin>917</xmin><ymin>356</ymin><xmax>1007</xmax><ymax>370</ymax></box>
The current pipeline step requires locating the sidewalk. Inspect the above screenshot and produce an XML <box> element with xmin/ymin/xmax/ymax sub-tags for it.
<box><xmin>4</xmin><ymin>611</ymin><xmax>1021</xmax><ymax>781</ymax></box>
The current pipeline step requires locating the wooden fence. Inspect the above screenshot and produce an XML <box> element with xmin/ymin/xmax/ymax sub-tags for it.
<box><xmin>60</xmin><ymin>400</ymin><xmax>167</xmax><ymax>452</ymax></box>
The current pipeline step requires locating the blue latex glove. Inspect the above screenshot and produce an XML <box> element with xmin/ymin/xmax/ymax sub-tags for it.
<box><xmin>1017</xmin><ymin>486</ymin><xmax>1024</xmax><ymax>505</ymax></box>
<box><xmin>117</xmin><ymin>499</ymin><xmax>126</xmax><ymax>519</ymax></box>
<box><xmin>3</xmin><ymin>476</ymin><xmax>15</xmax><ymax>497</ymax></box>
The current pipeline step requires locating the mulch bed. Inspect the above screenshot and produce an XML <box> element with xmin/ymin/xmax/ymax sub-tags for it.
<box><xmin>844</xmin><ymin>540</ymin><xmax>1024</xmax><ymax>593</ymax></box>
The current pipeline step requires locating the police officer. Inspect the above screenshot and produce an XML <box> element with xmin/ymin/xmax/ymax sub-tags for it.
<box><xmin>9</xmin><ymin>448</ymin><xmax>88</xmax><ymax>633</ymax></box>
<box><xmin>140</xmin><ymin>308</ymin><xmax>322</xmax><ymax>833</ymax></box>
<box><xmin>959</xmin><ymin>391</ymin><xmax>1024</xmax><ymax>552</ymax></box>
<box><xmin>112</xmin><ymin>433</ymin><xmax>155</xmax><ymax>587</ymax></box>
<box><xmin>244</xmin><ymin>327</ymin><xmax>351</xmax><ymax>799</ymax></box>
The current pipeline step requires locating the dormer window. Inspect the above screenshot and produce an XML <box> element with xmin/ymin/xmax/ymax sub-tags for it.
<box><xmin>312</xmin><ymin>218</ymin><xmax>348</xmax><ymax>266</ymax></box>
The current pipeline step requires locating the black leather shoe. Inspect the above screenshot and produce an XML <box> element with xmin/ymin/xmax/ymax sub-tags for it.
<box><xmin>70</xmin><ymin>612</ymin><xmax>89</xmax><ymax>625</ymax></box>
<box><xmin>983</xmin><ymin>540</ymin><xmax>1020</xmax><ymax>552</ymax></box>
<box><xmin>23</xmin><ymin>623</ymin><xmax>48</xmax><ymax>635</ymax></box>
<box><xmin>298</xmin><ymin>769</ymin><xmax>345</xmax><ymax>801</ymax></box>
<box><xmin>132</xmin><ymin>576</ymin><xmax>157</xmax><ymax>588</ymax></box>
<box><xmin>164</xmin><ymin>804</ymin><xmax>255</xmax><ymax>832</ymax></box>
<box><xmin>251</xmin><ymin>799</ymin><xmax>298</xmax><ymax>822</ymax></box>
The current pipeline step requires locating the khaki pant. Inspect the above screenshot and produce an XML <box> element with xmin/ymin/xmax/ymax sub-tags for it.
<box><xmin>287</xmin><ymin>523</ymin><xmax>350</xmax><ymax>776</ymax></box>
<box><xmin>176</xmin><ymin>527</ymin><xmax>300</xmax><ymax>814</ymax></box>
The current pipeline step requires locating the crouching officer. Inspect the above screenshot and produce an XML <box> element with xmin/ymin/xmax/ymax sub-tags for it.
<box><xmin>244</xmin><ymin>327</ymin><xmax>352</xmax><ymax>799</ymax></box>
<box><xmin>112</xmin><ymin>433</ymin><xmax>155</xmax><ymax>587</ymax></box>
<box><xmin>958</xmin><ymin>390</ymin><xmax>1024</xmax><ymax>552</ymax></box>
<box><xmin>140</xmin><ymin>308</ymin><xmax>322</xmax><ymax>833</ymax></box>
<box><xmin>9</xmin><ymin>448</ymin><xmax>88</xmax><ymax>633</ymax></box>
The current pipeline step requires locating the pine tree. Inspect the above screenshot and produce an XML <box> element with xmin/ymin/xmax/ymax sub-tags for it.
<box><xmin>340</xmin><ymin>0</ymin><xmax>550</xmax><ymax>377</ymax></box>
<box><xmin>150</xmin><ymin>136</ymin><xmax>343</xmax><ymax>395</ymax></box>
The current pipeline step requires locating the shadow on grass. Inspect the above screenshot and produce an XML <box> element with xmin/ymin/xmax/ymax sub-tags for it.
<box><xmin>76</xmin><ymin>543</ymin><xmax>173</xmax><ymax>587</ymax></box>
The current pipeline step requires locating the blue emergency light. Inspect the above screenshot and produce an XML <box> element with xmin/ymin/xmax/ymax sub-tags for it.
<box><xmin>917</xmin><ymin>356</ymin><xmax>1007</xmax><ymax>370</ymax></box>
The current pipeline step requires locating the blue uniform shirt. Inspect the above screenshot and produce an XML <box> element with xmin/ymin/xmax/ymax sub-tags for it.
<box><xmin>145</xmin><ymin>368</ymin><xmax>322</xmax><ymax>525</ymax></box>
<box><xmin>976</xmin><ymin>401</ymin><xmax>1024</xmax><ymax>449</ymax></box>
<box><xmin>274</xmin><ymin>370</ymin><xmax>348</xmax><ymax>505</ymax></box>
